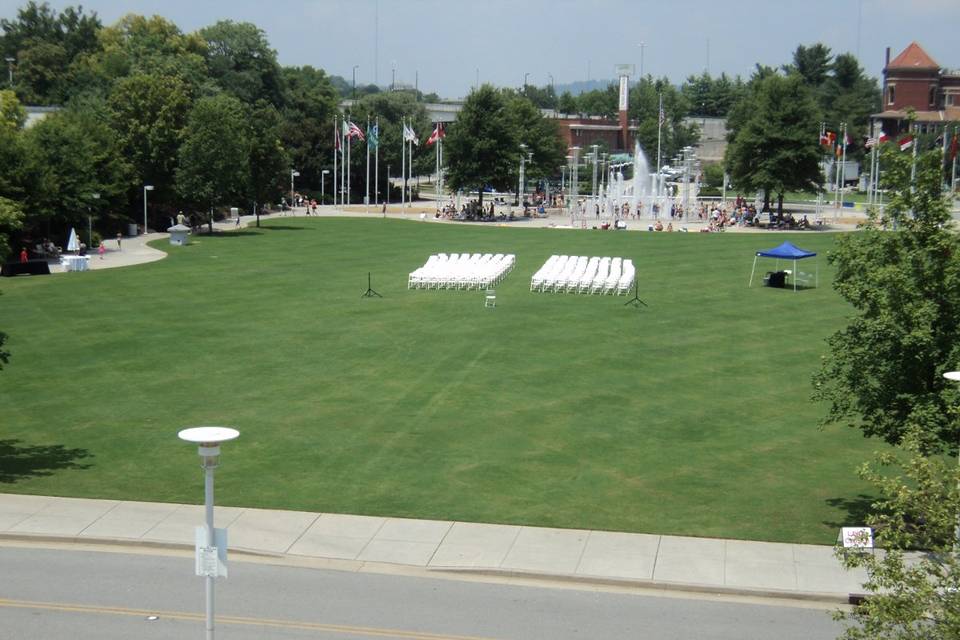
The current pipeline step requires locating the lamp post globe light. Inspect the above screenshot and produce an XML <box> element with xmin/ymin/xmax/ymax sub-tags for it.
<box><xmin>321</xmin><ymin>169</ymin><xmax>330</xmax><ymax>204</ymax></box>
<box><xmin>178</xmin><ymin>426</ymin><xmax>240</xmax><ymax>640</ymax></box>
<box><xmin>290</xmin><ymin>169</ymin><xmax>300</xmax><ymax>210</ymax></box>
<box><xmin>142</xmin><ymin>185</ymin><xmax>154</xmax><ymax>235</ymax></box>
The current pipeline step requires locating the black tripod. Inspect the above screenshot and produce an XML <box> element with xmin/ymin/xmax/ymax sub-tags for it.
<box><xmin>624</xmin><ymin>280</ymin><xmax>647</xmax><ymax>307</ymax></box>
<box><xmin>361</xmin><ymin>272</ymin><xmax>382</xmax><ymax>298</ymax></box>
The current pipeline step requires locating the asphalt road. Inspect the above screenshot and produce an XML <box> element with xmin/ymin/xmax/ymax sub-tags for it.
<box><xmin>0</xmin><ymin>544</ymin><xmax>846</xmax><ymax>639</ymax></box>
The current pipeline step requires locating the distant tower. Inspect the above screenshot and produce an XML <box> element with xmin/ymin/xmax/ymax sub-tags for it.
<box><xmin>615</xmin><ymin>64</ymin><xmax>635</xmax><ymax>150</ymax></box>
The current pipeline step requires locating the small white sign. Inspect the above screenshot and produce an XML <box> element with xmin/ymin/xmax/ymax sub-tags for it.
<box><xmin>839</xmin><ymin>526</ymin><xmax>873</xmax><ymax>549</ymax></box>
<box><xmin>195</xmin><ymin>526</ymin><xmax>229</xmax><ymax>578</ymax></box>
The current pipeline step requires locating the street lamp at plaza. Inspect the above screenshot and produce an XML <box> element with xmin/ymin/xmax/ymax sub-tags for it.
<box><xmin>178</xmin><ymin>426</ymin><xmax>240</xmax><ymax>640</ymax></box>
<box><xmin>517</xmin><ymin>143</ymin><xmax>528</xmax><ymax>206</ymax></box>
<box><xmin>142</xmin><ymin>185</ymin><xmax>154</xmax><ymax>235</ymax></box>
<box><xmin>321</xmin><ymin>169</ymin><xmax>330</xmax><ymax>204</ymax></box>
<box><xmin>352</xmin><ymin>65</ymin><xmax>359</xmax><ymax>100</ymax></box>
<box><xmin>4</xmin><ymin>57</ymin><xmax>13</xmax><ymax>85</ymax></box>
<box><xmin>523</xmin><ymin>72</ymin><xmax>529</xmax><ymax>91</ymax></box>
<box><xmin>290</xmin><ymin>170</ymin><xmax>300</xmax><ymax>209</ymax></box>
<box><xmin>86</xmin><ymin>193</ymin><xmax>100</xmax><ymax>247</ymax></box>
<box><xmin>637</xmin><ymin>42</ymin><xmax>645</xmax><ymax>82</ymax></box>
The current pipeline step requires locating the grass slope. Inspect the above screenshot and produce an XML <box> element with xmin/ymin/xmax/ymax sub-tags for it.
<box><xmin>0</xmin><ymin>219</ymin><xmax>879</xmax><ymax>543</ymax></box>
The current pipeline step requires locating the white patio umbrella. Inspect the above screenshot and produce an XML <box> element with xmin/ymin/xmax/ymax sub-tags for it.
<box><xmin>66</xmin><ymin>227</ymin><xmax>80</xmax><ymax>253</ymax></box>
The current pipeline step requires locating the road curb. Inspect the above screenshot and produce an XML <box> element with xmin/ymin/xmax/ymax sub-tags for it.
<box><xmin>0</xmin><ymin>532</ymin><xmax>854</xmax><ymax>605</ymax></box>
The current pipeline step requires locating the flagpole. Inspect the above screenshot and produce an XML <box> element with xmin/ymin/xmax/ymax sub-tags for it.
<box><xmin>435</xmin><ymin>124</ymin><xmax>440</xmax><ymax>212</ymax></box>
<box><xmin>840</xmin><ymin>122</ymin><xmax>848</xmax><ymax>219</ymax></box>
<box><xmin>336</xmin><ymin>116</ymin><xmax>340</xmax><ymax>209</ymax></box>
<box><xmin>347</xmin><ymin>122</ymin><xmax>352</xmax><ymax>207</ymax></box>
<box><xmin>952</xmin><ymin>126</ymin><xmax>958</xmax><ymax>196</ymax></box>
<box><xmin>656</xmin><ymin>93</ymin><xmax>662</xmax><ymax>177</ymax></box>
<box><xmin>401</xmin><ymin>118</ymin><xmax>406</xmax><ymax>210</ymax></box>
<box><xmin>375</xmin><ymin>116</ymin><xmax>380</xmax><ymax>210</ymax></box>
<box><xmin>341</xmin><ymin>119</ymin><xmax>346</xmax><ymax>209</ymax></box>
<box><xmin>365</xmin><ymin>115</ymin><xmax>371</xmax><ymax>213</ymax></box>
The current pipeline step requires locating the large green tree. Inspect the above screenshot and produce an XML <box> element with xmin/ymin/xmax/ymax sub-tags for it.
<box><xmin>107</xmin><ymin>73</ymin><xmax>193</xmax><ymax>207</ymax></box>
<box><xmin>199</xmin><ymin>20</ymin><xmax>284</xmax><ymax>107</ymax></box>
<box><xmin>278</xmin><ymin>65</ymin><xmax>338</xmax><ymax>192</ymax></box>
<box><xmin>20</xmin><ymin>100</ymin><xmax>132</xmax><ymax>239</ymax></box>
<box><xmin>444</xmin><ymin>84</ymin><xmax>519</xmax><ymax>208</ymax></box>
<box><xmin>247</xmin><ymin>99</ymin><xmax>288</xmax><ymax>217</ymax></box>
<box><xmin>813</xmin><ymin>147</ymin><xmax>960</xmax><ymax>453</ymax></box>
<box><xmin>834</xmin><ymin>433</ymin><xmax>960</xmax><ymax>639</ymax></box>
<box><xmin>504</xmin><ymin>92</ymin><xmax>566</xmax><ymax>183</ymax></box>
<box><xmin>724</xmin><ymin>73</ymin><xmax>822</xmax><ymax>213</ymax></box>
<box><xmin>175</xmin><ymin>93</ymin><xmax>250</xmax><ymax>232</ymax></box>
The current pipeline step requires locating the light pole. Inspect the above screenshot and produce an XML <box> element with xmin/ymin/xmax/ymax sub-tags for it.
<box><xmin>943</xmin><ymin>371</ymin><xmax>960</xmax><ymax>549</ymax></box>
<box><xmin>386</xmin><ymin>164</ymin><xmax>391</xmax><ymax>205</ymax></box>
<box><xmin>590</xmin><ymin>144</ymin><xmax>599</xmax><ymax>204</ymax></box>
<box><xmin>86</xmin><ymin>193</ymin><xmax>100</xmax><ymax>246</ymax></box>
<box><xmin>637</xmin><ymin>42</ymin><xmax>645</xmax><ymax>82</ymax></box>
<box><xmin>391</xmin><ymin>61</ymin><xmax>396</xmax><ymax>91</ymax></box>
<box><xmin>321</xmin><ymin>169</ymin><xmax>330</xmax><ymax>204</ymax></box>
<box><xmin>178</xmin><ymin>426</ymin><xmax>240</xmax><ymax>640</ymax></box>
<box><xmin>518</xmin><ymin>143</ymin><xmax>527</xmax><ymax>206</ymax></box>
<box><xmin>4</xmin><ymin>57</ymin><xmax>13</xmax><ymax>85</ymax></box>
<box><xmin>352</xmin><ymin>65</ymin><xmax>359</xmax><ymax>100</ymax></box>
<box><xmin>142</xmin><ymin>185</ymin><xmax>154</xmax><ymax>235</ymax></box>
<box><xmin>290</xmin><ymin>169</ymin><xmax>300</xmax><ymax>210</ymax></box>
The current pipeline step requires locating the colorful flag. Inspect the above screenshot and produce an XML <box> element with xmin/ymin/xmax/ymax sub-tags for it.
<box><xmin>334</xmin><ymin>126</ymin><xmax>341</xmax><ymax>154</ymax></box>
<box><xmin>347</xmin><ymin>121</ymin><xmax>365</xmax><ymax>141</ymax></box>
<box><xmin>367</xmin><ymin>123</ymin><xmax>379</xmax><ymax>150</ymax></box>
<box><xmin>820</xmin><ymin>131</ymin><xmax>836</xmax><ymax>147</ymax></box>
<box><xmin>864</xmin><ymin>135</ymin><xmax>876</xmax><ymax>148</ymax></box>
<box><xmin>426</xmin><ymin>123</ymin><xmax>445</xmax><ymax>146</ymax></box>
<box><xmin>878</xmin><ymin>130</ymin><xmax>889</xmax><ymax>144</ymax></box>
<box><xmin>951</xmin><ymin>133</ymin><xmax>958</xmax><ymax>160</ymax></box>
<box><xmin>403</xmin><ymin>124</ymin><xmax>419</xmax><ymax>145</ymax></box>
<box><xmin>898</xmin><ymin>135</ymin><xmax>914</xmax><ymax>151</ymax></box>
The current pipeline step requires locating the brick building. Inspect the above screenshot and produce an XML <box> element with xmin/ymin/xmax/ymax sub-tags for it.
<box><xmin>873</xmin><ymin>41</ymin><xmax>960</xmax><ymax>136</ymax></box>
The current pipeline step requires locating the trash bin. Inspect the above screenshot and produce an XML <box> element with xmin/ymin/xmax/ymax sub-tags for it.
<box><xmin>127</xmin><ymin>223</ymin><xmax>138</xmax><ymax>237</ymax></box>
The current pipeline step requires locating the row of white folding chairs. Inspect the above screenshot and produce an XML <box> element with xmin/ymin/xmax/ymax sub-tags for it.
<box><xmin>408</xmin><ymin>253</ymin><xmax>515</xmax><ymax>289</ymax></box>
<box><xmin>530</xmin><ymin>255</ymin><xmax>634</xmax><ymax>295</ymax></box>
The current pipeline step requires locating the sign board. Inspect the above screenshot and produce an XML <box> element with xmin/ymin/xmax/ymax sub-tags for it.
<box><xmin>614</xmin><ymin>64</ymin><xmax>635</xmax><ymax>77</ymax></box>
<box><xmin>195</xmin><ymin>526</ymin><xmax>229</xmax><ymax>578</ymax></box>
<box><xmin>839</xmin><ymin>526</ymin><xmax>873</xmax><ymax>549</ymax></box>
<box><xmin>618</xmin><ymin>76</ymin><xmax>629</xmax><ymax>112</ymax></box>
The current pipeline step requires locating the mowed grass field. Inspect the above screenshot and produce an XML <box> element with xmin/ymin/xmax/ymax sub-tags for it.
<box><xmin>0</xmin><ymin>218</ymin><xmax>881</xmax><ymax>544</ymax></box>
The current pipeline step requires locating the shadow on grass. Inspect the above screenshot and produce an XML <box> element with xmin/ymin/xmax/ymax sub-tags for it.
<box><xmin>260</xmin><ymin>225</ymin><xmax>310</xmax><ymax>231</ymax></box>
<box><xmin>823</xmin><ymin>494</ymin><xmax>875</xmax><ymax>529</ymax></box>
<box><xmin>0</xmin><ymin>439</ymin><xmax>93</xmax><ymax>484</ymax></box>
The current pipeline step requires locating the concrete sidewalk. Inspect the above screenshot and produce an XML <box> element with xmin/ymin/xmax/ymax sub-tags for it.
<box><xmin>0</xmin><ymin>493</ymin><xmax>866</xmax><ymax>602</ymax></box>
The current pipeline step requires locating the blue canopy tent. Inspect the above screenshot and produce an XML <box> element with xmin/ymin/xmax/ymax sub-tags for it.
<box><xmin>748</xmin><ymin>241</ymin><xmax>818</xmax><ymax>291</ymax></box>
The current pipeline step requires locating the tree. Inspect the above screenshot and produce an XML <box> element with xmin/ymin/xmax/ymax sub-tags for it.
<box><xmin>813</xmin><ymin>147</ymin><xmax>960</xmax><ymax>453</ymax></box>
<box><xmin>0</xmin><ymin>196</ymin><xmax>24</xmax><ymax>260</ymax></box>
<box><xmin>20</xmin><ymin>100</ymin><xmax>132</xmax><ymax>239</ymax></box>
<box><xmin>247</xmin><ymin>99</ymin><xmax>288</xmax><ymax>217</ymax></box>
<box><xmin>834</xmin><ymin>433</ymin><xmax>960</xmax><ymax>640</ymax></box>
<box><xmin>724</xmin><ymin>73</ymin><xmax>822</xmax><ymax>213</ymax></box>
<box><xmin>557</xmin><ymin>91</ymin><xmax>578</xmax><ymax>115</ymax></box>
<box><xmin>504</xmin><ymin>93</ymin><xmax>566</xmax><ymax>182</ymax></box>
<box><xmin>278</xmin><ymin>65</ymin><xmax>338</xmax><ymax>192</ymax></box>
<box><xmin>0</xmin><ymin>2</ymin><xmax>102</xmax><ymax>104</ymax></box>
<box><xmin>108</xmin><ymin>73</ymin><xmax>193</xmax><ymax>207</ymax></box>
<box><xmin>784</xmin><ymin>43</ymin><xmax>832</xmax><ymax>87</ymax></box>
<box><xmin>444</xmin><ymin>84</ymin><xmax>519</xmax><ymax>209</ymax></box>
<box><xmin>175</xmin><ymin>94</ymin><xmax>250</xmax><ymax>232</ymax></box>
<box><xmin>198</xmin><ymin>20</ymin><xmax>285</xmax><ymax>107</ymax></box>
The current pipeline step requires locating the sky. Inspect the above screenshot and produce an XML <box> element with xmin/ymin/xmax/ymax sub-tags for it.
<box><xmin>2</xmin><ymin>0</ymin><xmax>958</xmax><ymax>99</ymax></box>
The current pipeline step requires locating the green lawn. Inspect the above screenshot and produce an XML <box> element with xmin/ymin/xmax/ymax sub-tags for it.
<box><xmin>0</xmin><ymin>219</ymin><xmax>881</xmax><ymax>544</ymax></box>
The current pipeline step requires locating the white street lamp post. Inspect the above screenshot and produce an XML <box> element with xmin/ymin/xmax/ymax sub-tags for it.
<box><xmin>4</xmin><ymin>57</ymin><xmax>13</xmax><ymax>85</ymax></box>
<box><xmin>518</xmin><ymin>143</ymin><xmax>527</xmax><ymax>207</ymax></box>
<box><xmin>290</xmin><ymin>170</ymin><xmax>300</xmax><ymax>211</ymax></box>
<box><xmin>87</xmin><ymin>193</ymin><xmax>100</xmax><ymax>247</ymax></box>
<box><xmin>943</xmin><ymin>371</ymin><xmax>960</xmax><ymax>549</ymax></box>
<box><xmin>178</xmin><ymin>426</ymin><xmax>240</xmax><ymax>640</ymax></box>
<box><xmin>321</xmin><ymin>169</ymin><xmax>330</xmax><ymax>205</ymax></box>
<box><xmin>142</xmin><ymin>185</ymin><xmax>154</xmax><ymax>235</ymax></box>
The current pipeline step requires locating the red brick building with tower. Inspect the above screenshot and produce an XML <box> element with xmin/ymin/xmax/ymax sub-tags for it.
<box><xmin>873</xmin><ymin>41</ymin><xmax>960</xmax><ymax>136</ymax></box>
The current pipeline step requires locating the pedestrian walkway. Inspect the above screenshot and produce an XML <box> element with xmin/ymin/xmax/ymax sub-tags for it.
<box><xmin>0</xmin><ymin>493</ymin><xmax>866</xmax><ymax>602</ymax></box>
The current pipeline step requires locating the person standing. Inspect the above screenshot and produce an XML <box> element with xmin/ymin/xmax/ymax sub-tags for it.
<box><xmin>116</xmin><ymin>233</ymin><xmax>122</xmax><ymax>250</ymax></box>
<box><xmin>98</xmin><ymin>243</ymin><xmax>106</xmax><ymax>259</ymax></box>
<box><xmin>19</xmin><ymin>247</ymin><xmax>28</xmax><ymax>263</ymax></box>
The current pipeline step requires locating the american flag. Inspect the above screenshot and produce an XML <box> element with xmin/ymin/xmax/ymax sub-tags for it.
<box><xmin>347</xmin><ymin>121</ymin><xmax>365</xmax><ymax>141</ymax></box>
